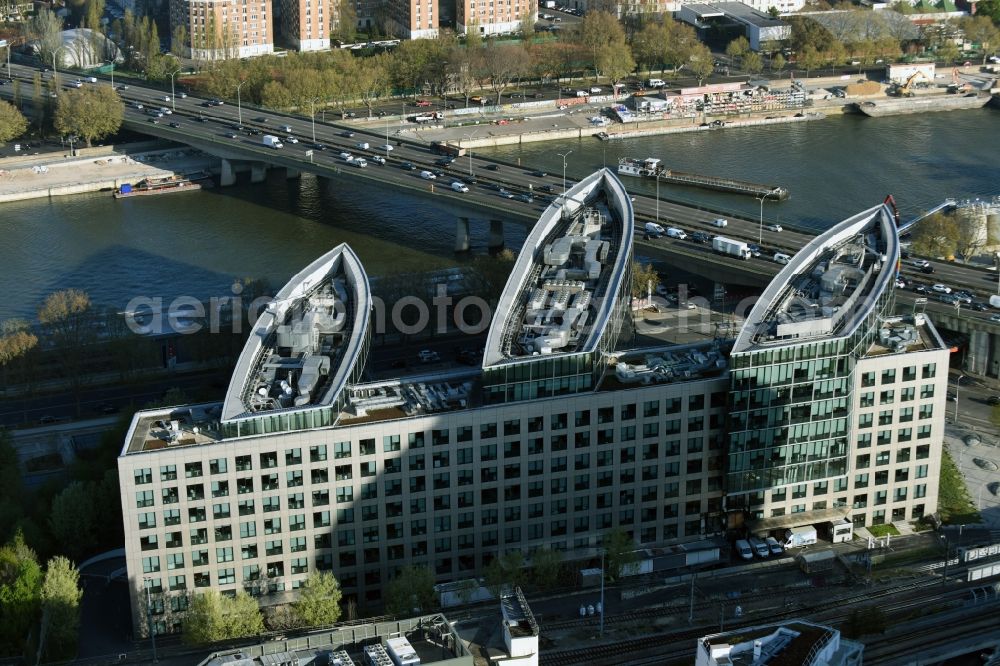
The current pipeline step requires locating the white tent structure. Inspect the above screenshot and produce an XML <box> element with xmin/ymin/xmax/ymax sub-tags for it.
<box><xmin>32</xmin><ymin>28</ymin><xmax>122</xmax><ymax>69</ymax></box>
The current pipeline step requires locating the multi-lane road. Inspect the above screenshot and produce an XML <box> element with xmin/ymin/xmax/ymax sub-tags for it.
<box><xmin>3</xmin><ymin>62</ymin><xmax>1000</xmax><ymax>329</ymax></box>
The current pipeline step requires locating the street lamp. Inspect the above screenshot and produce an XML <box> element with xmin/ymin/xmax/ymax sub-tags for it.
<box><xmin>106</xmin><ymin>59</ymin><xmax>115</xmax><ymax>89</ymax></box>
<box><xmin>995</xmin><ymin>252</ymin><xmax>1000</xmax><ymax>295</ymax></box>
<box><xmin>52</xmin><ymin>44</ymin><xmax>69</xmax><ymax>86</ymax></box>
<box><xmin>235</xmin><ymin>80</ymin><xmax>247</xmax><ymax>127</ymax></box>
<box><xmin>309</xmin><ymin>97</ymin><xmax>321</xmax><ymax>143</ymax></box>
<box><xmin>756</xmin><ymin>194</ymin><xmax>767</xmax><ymax>245</ymax></box>
<box><xmin>954</xmin><ymin>374</ymin><xmax>966</xmax><ymax>422</ymax></box>
<box><xmin>143</xmin><ymin>578</ymin><xmax>158</xmax><ymax>663</ymax></box>
<box><xmin>557</xmin><ymin>150</ymin><xmax>573</xmax><ymax>194</ymax></box>
<box><xmin>169</xmin><ymin>68</ymin><xmax>182</xmax><ymax>112</ymax></box>
<box><xmin>462</xmin><ymin>130</ymin><xmax>478</xmax><ymax>177</ymax></box>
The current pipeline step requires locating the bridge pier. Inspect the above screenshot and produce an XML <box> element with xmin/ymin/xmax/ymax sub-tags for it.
<box><xmin>286</xmin><ymin>167</ymin><xmax>302</xmax><ymax>179</ymax></box>
<box><xmin>251</xmin><ymin>163</ymin><xmax>268</xmax><ymax>183</ymax></box>
<box><xmin>220</xmin><ymin>159</ymin><xmax>236</xmax><ymax>187</ymax></box>
<box><xmin>455</xmin><ymin>217</ymin><xmax>471</xmax><ymax>252</ymax></box>
<box><xmin>966</xmin><ymin>329</ymin><xmax>991</xmax><ymax>376</ymax></box>
<box><xmin>489</xmin><ymin>220</ymin><xmax>505</xmax><ymax>250</ymax></box>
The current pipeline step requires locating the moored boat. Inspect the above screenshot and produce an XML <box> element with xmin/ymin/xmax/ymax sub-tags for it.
<box><xmin>617</xmin><ymin>157</ymin><xmax>788</xmax><ymax>200</ymax></box>
<box><xmin>114</xmin><ymin>172</ymin><xmax>213</xmax><ymax>198</ymax></box>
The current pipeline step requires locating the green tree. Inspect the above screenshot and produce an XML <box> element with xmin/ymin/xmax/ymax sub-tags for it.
<box><xmin>0</xmin><ymin>318</ymin><xmax>37</xmax><ymax>392</ymax></box>
<box><xmin>0</xmin><ymin>532</ymin><xmax>42</xmax><ymax>657</ymax></box>
<box><xmin>576</xmin><ymin>10</ymin><xmax>626</xmax><ymax>79</ymax></box>
<box><xmin>630</xmin><ymin>261</ymin><xmax>660</xmax><ymax>299</ymax></box>
<box><xmin>910</xmin><ymin>213</ymin><xmax>958</xmax><ymax>258</ymax></box>
<box><xmin>336</xmin><ymin>0</ymin><xmax>358</xmax><ymax>44</ymax></box>
<box><xmin>49</xmin><ymin>482</ymin><xmax>99</xmax><ymax>561</ymax></box>
<box><xmin>40</xmin><ymin>556</ymin><xmax>82</xmax><ymax>660</ymax></box>
<box><xmin>530</xmin><ymin>548</ymin><xmax>563</xmax><ymax>591</ymax></box>
<box><xmin>37</xmin><ymin>289</ymin><xmax>96</xmax><ymax>410</ymax></box>
<box><xmin>54</xmin><ymin>87</ymin><xmax>123</xmax><ymax>148</ymax></box>
<box><xmin>23</xmin><ymin>9</ymin><xmax>64</xmax><ymax>65</ymax></box>
<box><xmin>172</xmin><ymin>24</ymin><xmax>189</xmax><ymax>56</ymax></box>
<box><xmin>771</xmin><ymin>53</ymin><xmax>786</xmax><ymax>71</ymax></box>
<box><xmin>798</xmin><ymin>44</ymin><xmax>824</xmax><ymax>77</ymax></box>
<box><xmin>292</xmin><ymin>571</ymin><xmax>343</xmax><ymax>627</ymax></box>
<box><xmin>596</xmin><ymin>43</ymin><xmax>636</xmax><ymax>90</ymax></box>
<box><xmin>0</xmin><ymin>101</ymin><xmax>27</xmax><ymax>143</ymax></box>
<box><xmin>744</xmin><ymin>51</ymin><xmax>764</xmax><ymax>76</ymax></box>
<box><xmin>484</xmin><ymin>551</ymin><xmax>527</xmax><ymax>597</ymax></box>
<box><xmin>183</xmin><ymin>590</ymin><xmax>264</xmax><ymax>645</ymax></box>
<box><xmin>688</xmin><ymin>43</ymin><xmax>715</xmax><ymax>85</ymax></box>
<box><xmin>725</xmin><ymin>36</ymin><xmax>750</xmax><ymax>66</ymax></box>
<box><xmin>937</xmin><ymin>41</ymin><xmax>961</xmax><ymax>64</ymax></box>
<box><xmin>602</xmin><ymin>528</ymin><xmax>637</xmax><ymax>581</ymax></box>
<box><xmin>384</xmin><ymin>565</ymin><xmax>437</xmax><ymax>615</ymax></box>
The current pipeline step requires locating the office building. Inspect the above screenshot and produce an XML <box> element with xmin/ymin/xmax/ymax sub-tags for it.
<box><xmin>170</xmin><ymin>0</ymin><xmax>275</xmax><ymax>60</ymax></box>
<box><xmin>118</xmin><ymin>174</ymin><xmax>945</xmax><ymax>637</ymax></box>
<box><xmin>726</xmin><ymin>204</ymin><xmax>948</xmax><ymax>534</ymax></box>
<box><xmin>456</xmin><ymin>0</ymin><xmax>535</xmax><ymax>36</ymax></box>
<box><xmin>279</xmin><ymin>0</ymin><xmax>330</xmax><ymax>50</ymax></box>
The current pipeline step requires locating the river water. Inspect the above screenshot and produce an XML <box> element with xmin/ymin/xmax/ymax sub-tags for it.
<box><xmin>2</xmin><ymin>109</ymin><xmax>998</xmax><ymax>320</ymax></box>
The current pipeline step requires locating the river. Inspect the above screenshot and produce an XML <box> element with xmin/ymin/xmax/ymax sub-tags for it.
<box><xmin>1</xmin><ymin>108</ymin><xmax>998</xmax><ymax>320</ymax></box>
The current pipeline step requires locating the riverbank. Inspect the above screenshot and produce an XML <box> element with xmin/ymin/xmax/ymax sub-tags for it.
<box><xmin>0</xmin><ymin>145</ymin><xmax>217</xmax><ymax>203</ymax></box>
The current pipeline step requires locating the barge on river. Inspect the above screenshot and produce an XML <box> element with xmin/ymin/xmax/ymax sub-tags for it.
<box><xmin>114</xmin><ymin>173</ymin><xmax>213</xmax><ymax>199</ymax></box>
<box><xmin>618</xmin><ymin>157</ymin><xmax>788</xmax><ymax>200</ymax></box>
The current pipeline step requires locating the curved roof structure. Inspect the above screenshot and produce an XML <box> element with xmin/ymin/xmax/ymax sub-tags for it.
<box><xmin>733</xmin><ymin>203</ymin><xmax>898</xmax><ymax>354</ymax></box>
<box><xmin>482</xmin><ymin>168</ymin><xmax>634</xmax><ymax>368</ymax></box>
<box><xmin>221</xmin><ymin>243</ymin><xmax>371</xmax><ymax>422</ymax></box>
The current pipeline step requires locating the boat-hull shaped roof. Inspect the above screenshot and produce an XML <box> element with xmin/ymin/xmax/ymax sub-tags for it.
<box><xmin>482</xmin><ymin>168</ymin><xmax>634</xmax><ymax>368</ymax></box>
<box><xmin>221</xmin><ymin>243</ymin><xmax>371</xmax><ymax>422</ymax></box>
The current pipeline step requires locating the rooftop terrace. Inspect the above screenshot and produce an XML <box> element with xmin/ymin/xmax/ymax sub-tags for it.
<box><xmin>697</xmin><ymin>620</ymin><xmax>863</xmax><ymax>666</ymax></box>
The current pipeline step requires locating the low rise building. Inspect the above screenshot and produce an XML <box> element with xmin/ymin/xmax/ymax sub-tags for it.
<box><xmin>696</xmin><ymin>619</ymin><xmax>864</xmax><ymax>665</ymax></box>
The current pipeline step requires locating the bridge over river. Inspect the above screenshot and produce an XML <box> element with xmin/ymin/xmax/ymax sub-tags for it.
<box><xmin>3</xmin><ymin>63</ymin><xmax>999</xmax><ymax>377</ymax></box>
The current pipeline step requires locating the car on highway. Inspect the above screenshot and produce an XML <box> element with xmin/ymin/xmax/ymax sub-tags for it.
<box><xmin>419</xmin><ymin>170</ymin><xmax>436</xmax><ymax>179</ymax></box>
<box><xmin>970</xmin><ymin>301</ymin><xmax>989</xmax><ymax>311</ymax></box>
<box><xmin>418</xmin><ymin>350</ymin><xmax>440</xmax><ymax>362</ymax></box>
<box><xmin>279</xmin><ymin>124</ymin><xmax>293</xmax><ymax>133</ymax></box>
<box><xmin>765</xmin><ymin>224</ymin><xmax>783</xmax><ymax>232</ymax></box>
<box><xmin>895</xmin><ymin>278</ymin><xmax>907</xmax><ymax>289</ymax></box>
<box><xmin>253</xmin><ymin>116</ymin><xmax>267</xmax><ymax>123</ymax></box>
<box><xmin>225</xmin><ymin>132</ymin><xmax>238</xmax><ymax>139</ymax></box>
<box><xmin>70</xmin><ymin>80</ymin><xmax>83</xmax><ymax>88</ymax></box>
<box><xmin>246</xmin><ymin>128</ymin><xmax>262</xmax><ymax>135</ymax></box>
<box><xmin>919</xmin><ymin>264</ymin><xmax>935</xmax><ymax>274</ymax></box>
<box><xmin>285</xmin><ymin>135</ymin><xmax>298</xmax><ymax>143</ymax></box>
<box><xmin>340</xmin><ymin>130</ymin><xmax>355</xmax><ymax>138</ymax></box>
<box><xmin>117</xmin><ymin>84</ymin><xmax>129</xmax><ymax>91</ymax></box>
<box><xmin>690</xmin><ymin>231</ymin><xmax>711</xmax><ymax>244</ymax></box>
<box><xmin>148</xmin><ymin>117</ymin><xmax>159</xmax><ymax>124</ymax></box>
<box><xmin>986</xmin><ymin>395</ymin><xmax>1000</xmax><ymax>406</ymax></box>
<box><xmin>169</xmin><ymin>121</ymin><xmax>181</xmax><ymax>128</ymax></box>
<box><xmin>451</xmin><ymin>181</ymin><xmax>469</xmax><ymax>193</ymax></box>
<box><xmin>931</xmin><ymin>284</ymin><xmax>952</xmax><ymax>294</ymax></box>
<box><xmin>162</xmin><ymin>95</ymin><xmax>171</xmax><ymax>102</ymax></box>
<box><xmin>132</xmin><ymin>102</ymin><xmax>143</xmax><ymax>109</ymax></box>
<box><xmin>195</xmin><ymin>116</ymin><xmax>207</xmax><ymax>122</ymax></box>
<box><xmin>178</xmin><ymin>92</ymin><xmax>187</xmax><ymax>98</ymax></box>
<box><xmin>747</xmin><ymin>243</ymin><xmax>762</xmax><ymax>257</ymax></box>
<box><xmin>435</xmin><ymin>157</ymin><xmax>455</xmax><ymax>167</ymax></box>
<box><xmin>539</xmin><ymin>184</ymin><xmax>555</xmax><ymax>193</ymax></box>
<box><xmin>991</xmin><ymin>314</ymin><xmax>1000</xmax><ymax>323</ymax></box>
<box><xmin>485</xmin><ymin>164</ymin><xmax>501</xmax><ymax>171</ymax></box>
<box><xmin>529</xmin><ymin>170</ymin><xmax>548</xmax><ymax>177</ymax></box>
<box><xmin>400</xmin><ymin>162</ymin><xmax>416</xmax><ymax>170</ymax></box>
<box><xmin>912</xmin><ymin>284</ymin><xmax>929</xmax><ymax>294</ymax></box>
<box><xmin>939</xmin><ymin>294</ymin><xmax>958</xmax><ymax>304</ymax></box>
<box><xmin>516</xmin><ymin>193</ymin><xmax>534</xmax><ymax>203</ymax></box>
<box><xmin>909</xmin><ymin>259</ymin><xmax>931</xmax><ymax>269</ymax></box>
<box><xmin>414</xmin><ymin>99</ymin><xmax>432</xmax><ymax>107</ymax></box>
<box><xmin>498</xmin><ymin>188</ymin><xmax>515</xmax><ymax>199</ymax></box>
<box><xmin>370</xmin><ymin>155</ymin><xmax>386</xmax><ymax>165</ymax></box>
<box><xmin>312</xmin><ymin>143</ymin><xmax>327</xmax><ymax>150</ymax></box>
<box><xmin>953</xmin><ymin>290</ymin><xmax>973</xmax><ymax>304</ymax></box>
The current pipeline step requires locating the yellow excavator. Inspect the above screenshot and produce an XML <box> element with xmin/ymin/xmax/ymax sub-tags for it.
<box><xmin>891</xmin><ymin>70</ymin><xmax>930</xmax><ymax>97</ymax></box>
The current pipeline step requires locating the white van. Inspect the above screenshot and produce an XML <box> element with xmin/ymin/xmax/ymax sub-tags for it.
<box><xmin>711</xmin><ymin>218</ymin><xmax>728</xmax><ymax>228</ymax></box>
<box><xmin>451</xmin><ymin>181</ymin><xmax>470</xmax><ymax>193</ymax></box>
<box><xmin>645</xmin><ymin>222</ymin><xmax>665</xmax><ymax>237</ymax></box>
<box><xmin>666</xmin><ymin>227</ymin><xmax>687</xmax><ymax>240</ymax></box>
<box><xmin>647</xmin><ymin>78</ymin><xmax>666</xmax><ymax>88</ymax></box>
<box><xmin>356</xmin><ymin>141</ymin><xmax>370</xmax><ymax>150</ymax></box>
<box><xmin>735</xmin><ymin>539</ymin><xmax>754</xmax><ymax>561</ymax></box>
<box><xmin>773</xmin><ymin>253</ymin><xmax>791</xmax><ymax>265</ymax></box>
<box><xmin>749</xmin><ymin>537</ymin><xmax>770</xmax><ymax>558</ymax></box>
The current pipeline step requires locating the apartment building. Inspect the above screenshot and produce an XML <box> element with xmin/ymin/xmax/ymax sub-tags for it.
<box><xmin>726</xmin><ymin>204</ymin><xmax>948</xmax><ymax>536</ymax></box>
<box><xmin>280</xmin><ymin>0</ymin><xmax>330</xmax><ymax>50</ymax></box>
<box><xmin>456</xmin><ymin>0</ymin><xmax>535</xmax><ymax>36</ymax></box>
<box><xmin>170</xmin><ymin>0</ymin><xmax>275</xmax><ymax>60</ymax></box>
<box><xmin>388</xmin><ymin>0</ymin><xmax>439</xmax><ymax>39</ymax></box>
<box><xmin>117</xmin><ymin>172</ymin><xmax>946</xmax><ymax>636</ymax></box>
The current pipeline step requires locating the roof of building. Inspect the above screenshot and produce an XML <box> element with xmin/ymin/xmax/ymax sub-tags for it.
<box><xmin>482</xmin><ymin>168</ymin><xmax>633</xmax><ymax>368</ymax></box>
<box><xmin>698</xmin><ymin>620</ymin><xmax>863</xmax><ymax>666</ymax></box>
<box><xmin>733</xmin><ymin>204</ymin><xmax>897</xmax><ymax>354</ymax></box>
<box><xmin>709</xmin><ymin>2</ymin><xmax>787</xmax><ymax>27</ymax></box>
<box><xmin>220</xmin><ymin>243</ymin><xmax>371</xmax><ymax>422</ymax></box>
<box><xmin>501</xmin><ymin>588</ymin><xmax>539</xmax><ymax>639</ymax></box>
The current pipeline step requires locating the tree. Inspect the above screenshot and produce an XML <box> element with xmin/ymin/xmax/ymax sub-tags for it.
<box><xmin>384</xmin><ymin>565</ymin><xmax>437</xmax><ymax>615</ymax></box>
<box><xmin>183</xmin><ymin>590</ymin><xmax>264</xmax><ymax>645</ymax></box>
<box><xmin>292</xmin><ymin>571</ymin><xmax>343</xmax><ymax>627</ymax></box>
<box><xmin>37</xmin><ymin>289</ymin><xmax>96</xmax><ymax>408</ymax></box>
<box><xmin>336</xmin><ymin>0</ymin><xmax>358</xmax><ymax>44</ymax></box>
<box><xmin>530</xmin><ymin>548</ymin><xmax>563</xmax><ymax>591</ymax></box>
<box><xmin>576</xmin><ymin>11</ymin><xmax>626</xmax><ymax>79</ymax></box>
<box><xmin>49</xmin><ymin>482</ymin><xmax>99</xmax><ymax>561</ymax></box>
<box><xmin>743</xmin><ymin>51</ymin><xmax>764</xmax><ymax>76</ymax></box>
<box><xmin>23</xmin><ymin>9</ymin><xmax>64</xmax><ymax>66</ymax></box>
<box><xmin>687</xmin><ymin>43</ymin><xmax>714</xmax><ymax>85</ymax></box>
<box><xmin>910</xmin><ymin>213</ymin><xmax>958</xmax><ymax>259</ymax></box>
<box><xmin>0</xmin><ymin>318</ymin><xmax>37</xmax><ymax>391</ymax></box>
<box><xmin>602</xmin><ymin>528</ymin><xmax>636</xmax><ymax>582</ymax></box>
<box><xmin>725</xmin><ymin>36</ymin><xmax>750</xmax><ymax>67</ymax></box>
<box><xmin>172</xmin><ymin>24</ymin><xmax>189</xmax><ymax>56</ymax></box>
<box><xmin>484</xmin><ymin>551</ymin><xmax>526</xmax><ymax>597</ymax></box>
<box><xmin>0</xmin><ymin>532</ymin><xmax>42</xmax><ymax>658</ymax></box>
<box><xmin>54</xmin><ymin>87</ymin><xmax>123</xmax><ymax>148</ymax></box>
<box><xmin>40</xmin><ymin>557</ymin><xmax>82</xmax><ymax>659</ymax></box>
<box><xmin>798</xmin><ymin>44</ymin><xmax>824</xmax><ymax>77</ymax></box>
<box><xmin>631</xmin><ymin>261</ymin><xmax>660</xmax><ymax>300</ymax></box>
<box><xmin>596</xmin><ymin>44</ymin><xmax>636</xmax><ymax>91</ymax></box>
<box><xmin>937</xmin><ymin>41</ymin><xmax>961</xmax><ymax>65</ymax></box>
<box><xmin>771</xmin><ymin>53</ymin><xmax>786</xmax><ymax>72</ymax></box>
<box><xmin>480</xmin><ymin>42</ymin><xmax>529</xmax><ymax>105</ymax></box>
<box><xmin>0</xmin><ymin>101</ymin><xmax>27</xmax><ymax>143</ymax></box>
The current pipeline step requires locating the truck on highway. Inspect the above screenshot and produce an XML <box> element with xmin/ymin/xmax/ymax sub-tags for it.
<box><xmin>712</xmin><ymin>236</ymin><xmax>752</xmax><ymax>260</ymax></box>
<box><xmin>262</xmin><ymin>135</ymin><xmax>283</xmax><ymax>149</ymax></box>
<box><xmin>783</xmin><ymin>525</ymin><xmax>818</xmax><ymax>549</ymax></box>
<box><xmin>411</xmin><ymin>112</ymin><xmax>443</xmax><ymax>123</ymax></box>
<box><xmin>991</xmin><ymin>295</ymin><xmax>1000</xmax><ymax>309</ymax></box>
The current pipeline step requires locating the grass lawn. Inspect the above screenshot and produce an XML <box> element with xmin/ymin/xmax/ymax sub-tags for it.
<box><xmin>867</xmin><ymin>523</ymin><xmax>901</xmax><ymax>538</ymax></box>
<box><xmin>937</xmin><ymin>449</ymin><xmax>980</xmax><ymax>525</ymax></box>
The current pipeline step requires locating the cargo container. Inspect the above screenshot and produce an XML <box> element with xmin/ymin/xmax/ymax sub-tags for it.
<box><xmin>796</xmin><ymin>550</ymin><xmax>835</xmax><ymax>574</ymax></box>
<box><xmin>712</xmin><ymin>236</ymin><xmax>751</xmax><ymax>260</ymax></box>
<box><xmin>262</xmin><ymin>135</ymin><xmax>283</xmax><ymax>149</ymax></box>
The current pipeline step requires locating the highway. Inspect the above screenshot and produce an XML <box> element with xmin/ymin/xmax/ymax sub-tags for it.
<box><xmin>3</xmin><ymin>63</ymin><xmax>1000</xmax><ymax>330</ymax></box>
